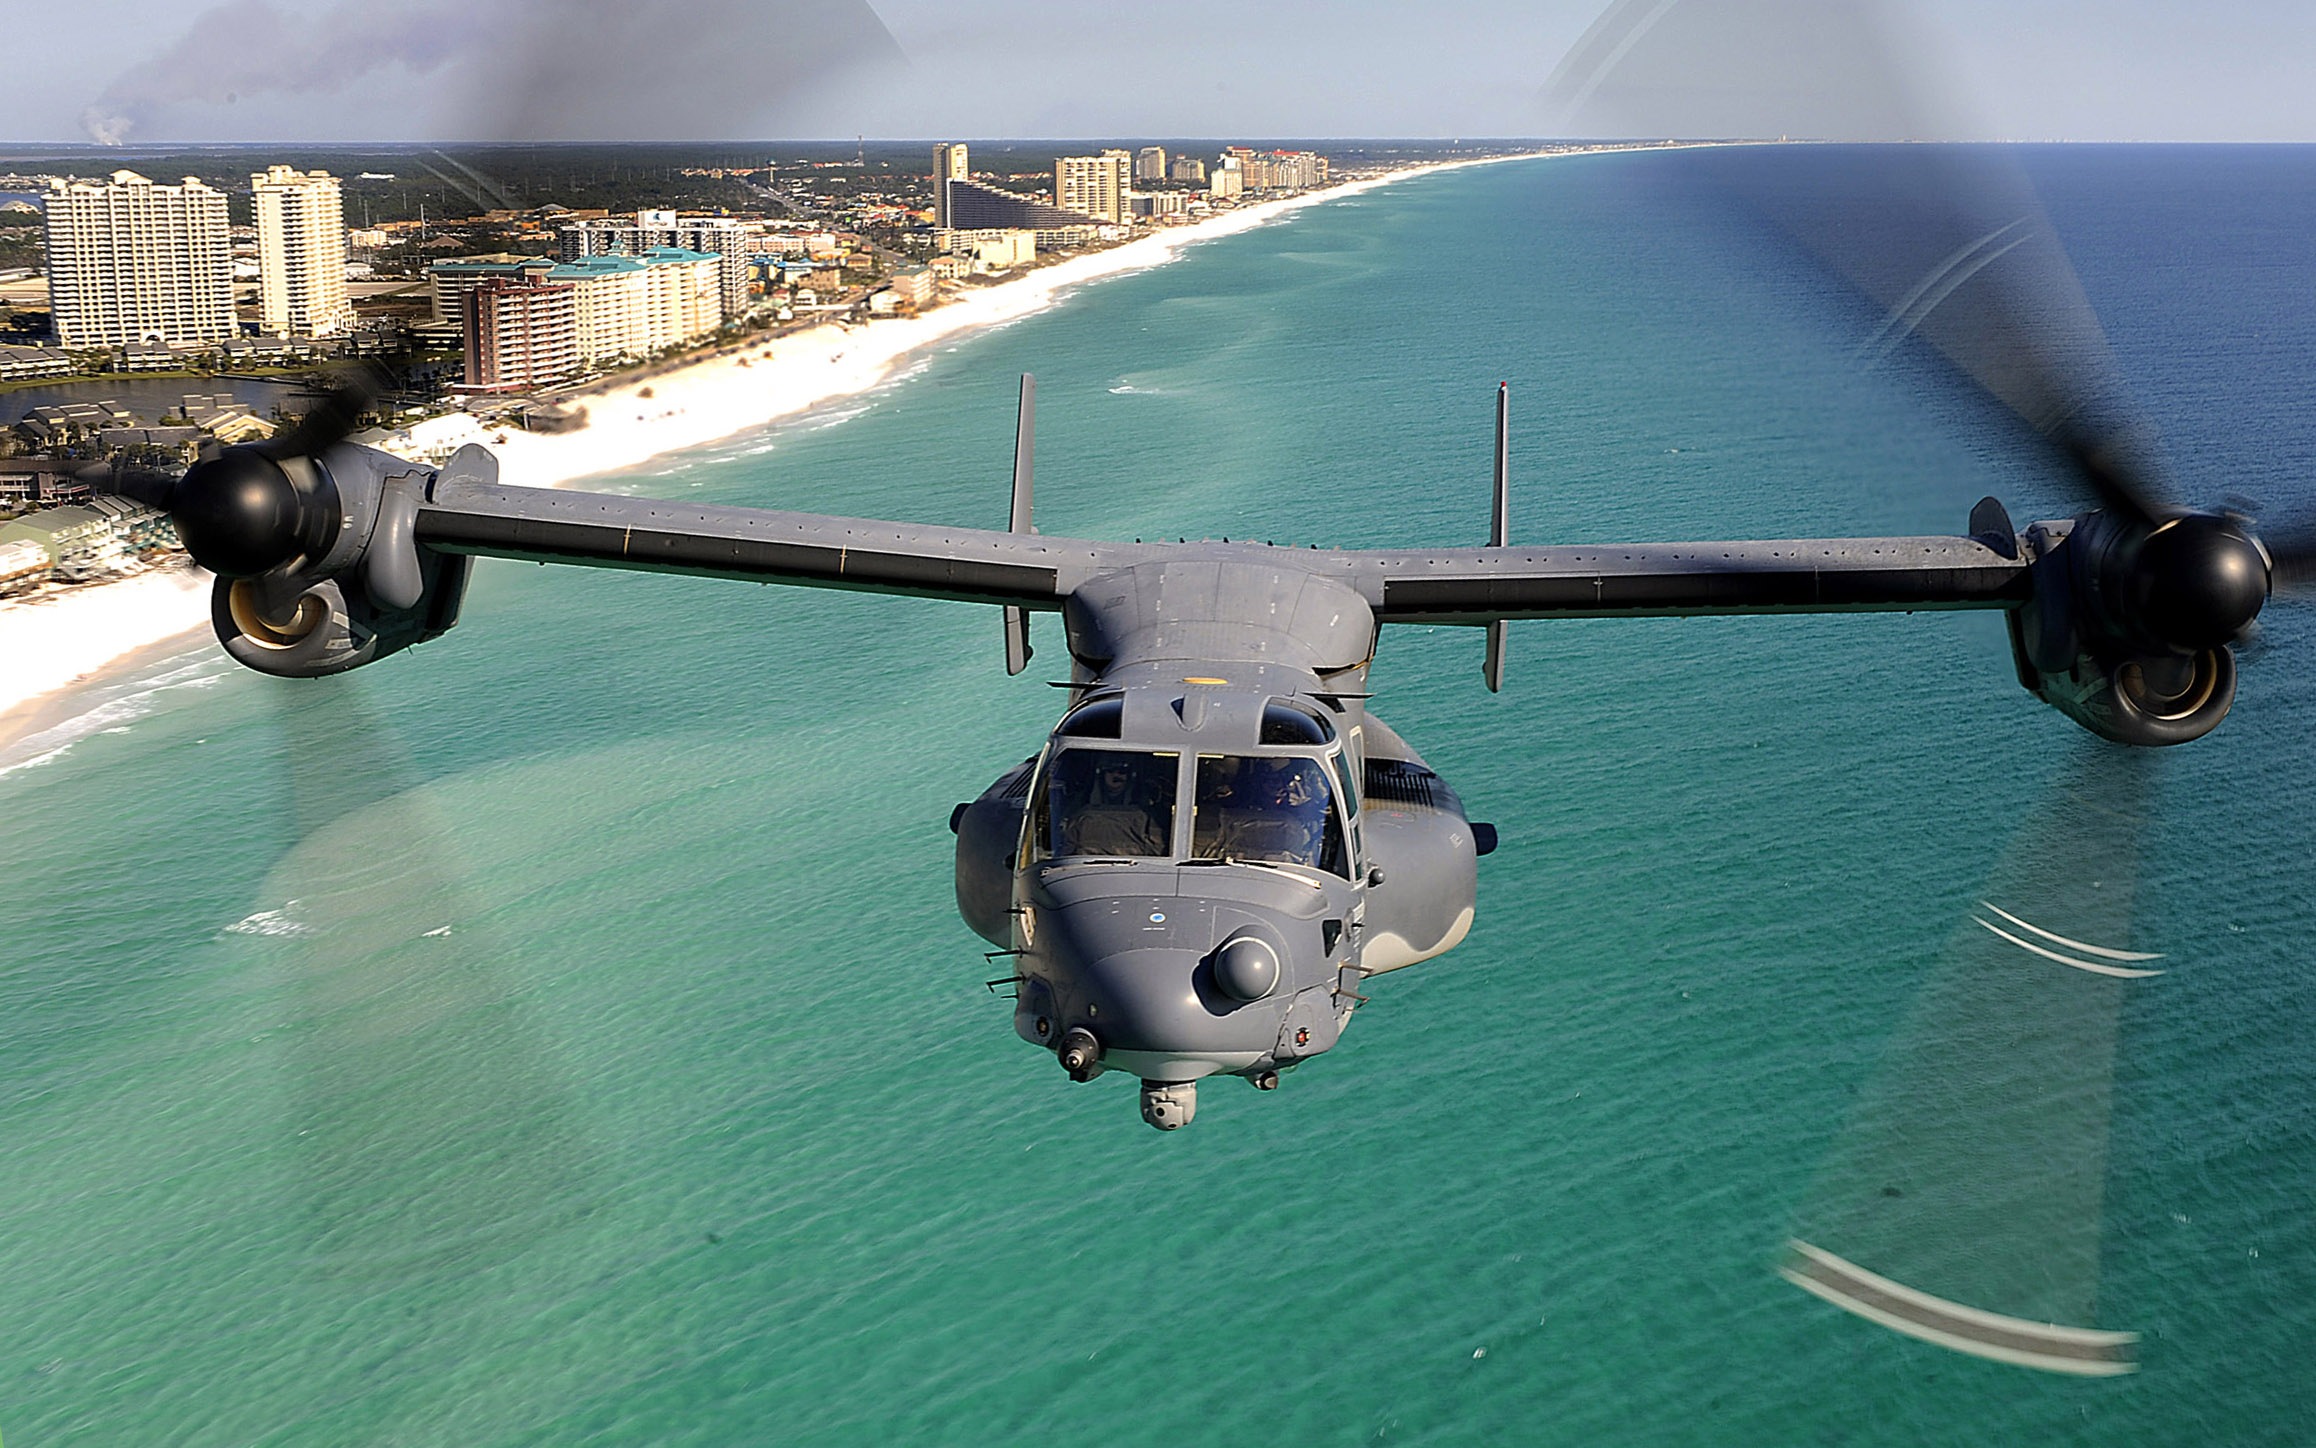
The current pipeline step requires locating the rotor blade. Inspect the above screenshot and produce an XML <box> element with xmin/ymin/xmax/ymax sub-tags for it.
<box><xmin>75</xmin><ymin>457</ymin><xmax>180</xmax><ymax>509</ymax></box>
<box><xmin>266</xmin><ymin>360</ymin><xmax>391</xmax><ymax>462</ymax></box>
<box><xmin>1784</xmin><ymin>743</ymin><xmax>2156</xmax><ymax>1373</ymax></box>
<box><xmin>2255</xmin><ymin>516</ymin><xmax>2316</xmax><ymax>597</ymax></box>
<box><xmin>233</xmin><ymin>678</ymin><xmax>599</xmax><ymax>1277</ymax></box>
<box><xmin>1544</xmin><ymin>0</ymin><xmax>2170</xmax><ymax>525</ymax></box>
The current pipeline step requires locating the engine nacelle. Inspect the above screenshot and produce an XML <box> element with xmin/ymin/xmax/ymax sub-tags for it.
<box><xmin>211</xmin><ymin>552</ymin><xmax>472</xmax><ymax>679</ymax></box>
<box><xmin>194</xmin><ymin>442</ymin><xmax>490</xmax><ymax>679</ymax></box>
<box><xmin>2007</xmin><ymin>511</ymin><xmax>2252</xmax><ymax>747</ymax></box>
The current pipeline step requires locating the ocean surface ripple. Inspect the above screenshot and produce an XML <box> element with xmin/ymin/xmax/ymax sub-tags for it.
<box><xmin>3</xmin><ymin>146</ymin><xmax>2313</xmax><ymax>1445</ymax></box>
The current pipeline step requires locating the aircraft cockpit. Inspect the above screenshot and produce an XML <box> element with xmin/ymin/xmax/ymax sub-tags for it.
<box><xmin>1026</xmin><ymin>694</ymin><xmax>1360</xmax><ymax>877</ymax></box>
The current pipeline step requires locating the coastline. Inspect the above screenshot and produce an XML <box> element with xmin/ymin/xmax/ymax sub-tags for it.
<box><xmin>0</xmin><ymin>150</ymin><xmax>1547</xmax><ymax>749</ymax></box>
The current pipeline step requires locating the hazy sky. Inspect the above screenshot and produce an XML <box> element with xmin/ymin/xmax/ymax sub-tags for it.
<box><xmin>12</xmin><ymin>0</ymin><xmax>2316</xmax><ymax>147</ymax></box>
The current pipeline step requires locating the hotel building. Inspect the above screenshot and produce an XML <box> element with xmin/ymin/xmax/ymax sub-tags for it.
<box><xmin>436</xmin><ymin>247</ymin><xmax>721</xmax><ymax>386</ymax></box>
<box><xmin>43</xmin><ymin>171</ymin><xmax>233</xmax><ymax>349</ymax></box>
<box><xmin>253</xmin><ymin>165</ymin><xmax>355</xmax><ymax>338</ymax></box>
<box><xmin>462</xmin><ymin>277</ymin><xmax>578</xmax><ymax>392</ymax></box>
<box><xmin>1054</xmin><ymin>151</ymin><xmax>1132</xmax><ymax>225</ymax></box>
<box><xmin>934</xmin><ymin>142</ymin><xmax>971</xmax><ymax>228</ymax></box>
<box><xmin>558</xmin><ymin>211</ymin><xmax>752</xmax><ymax>318</ymax></box>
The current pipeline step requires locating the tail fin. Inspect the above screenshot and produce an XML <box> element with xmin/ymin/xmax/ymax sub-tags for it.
<box><xmin>1483</xmin><ymin>382</ymin><xmax>1509</xmax><ymax>692</ymax></box>
<box><xmin>1004</xmin><ymin>373</ymin><xmax>1036</xmax><ymax>675</ymax></box>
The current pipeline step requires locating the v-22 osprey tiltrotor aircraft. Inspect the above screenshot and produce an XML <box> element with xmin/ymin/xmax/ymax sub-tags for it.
<box><xmin>95</xmin><ymin>368</ymin><xmax>2280</xmax><ymax>1132</ymax></box>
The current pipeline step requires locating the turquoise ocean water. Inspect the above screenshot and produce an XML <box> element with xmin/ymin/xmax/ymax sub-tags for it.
<box><xmin>2</xmin><ymin>148</ymin><xmax>2312</xmax><ymax>1444</ymax></box>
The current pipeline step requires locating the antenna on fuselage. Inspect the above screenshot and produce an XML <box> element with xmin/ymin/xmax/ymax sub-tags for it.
<box><xmin>1004</xmin><ymin>373</ymin><xmax>1036</xmax><ymax>675</ymax></box>
<box><xmin>1483</xmin><ymin>381</ymin><xmax>1509</xmax><ymax>693</ymax></box>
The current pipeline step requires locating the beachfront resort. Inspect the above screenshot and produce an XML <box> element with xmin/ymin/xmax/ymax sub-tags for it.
<box><xmin>0</xmin><ymin>141</ymin><xmax>1386</xmax><ymax>596</ymax></box>
<box><xmin>0</xmin><ymin>141</ymin><xmax>1581</xmax><ymax>723</ymax></box>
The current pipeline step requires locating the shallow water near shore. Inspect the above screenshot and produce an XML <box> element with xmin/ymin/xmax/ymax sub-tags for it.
<box><xmin>3</xmin><ymin>147</ymin><xmax>2315</xmax><ymax>1445</ymax></box>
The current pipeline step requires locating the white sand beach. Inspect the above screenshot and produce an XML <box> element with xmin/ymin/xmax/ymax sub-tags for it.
<box><xmin>0</xmin><ymin>152</ymin><xmax>1544</xmax><ymax>736</ymax></box>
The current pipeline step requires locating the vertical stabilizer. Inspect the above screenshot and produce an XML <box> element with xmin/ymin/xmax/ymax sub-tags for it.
<box><xmin>1004</xmin><ymin>374</ymin><xmax>1036</xmax><ymax>675</ymax></box>
<box><xmin>1483</xmin><ymin>382</ymin><xmax>1509</xmax><ymax>692</ymax></box>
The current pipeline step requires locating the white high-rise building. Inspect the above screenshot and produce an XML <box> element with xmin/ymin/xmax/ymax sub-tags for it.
<box><xmin>44</xmin><ymin>171</ymin><xmax>234</xmax><ymax>349</ymax></box>
<box><xmin>253</xmin><ymin>165</ymin><xmax>354</xmax><ymax>338</ymax></box>
<box><xmin>1134</xmin><ymin>146</ymin><xmax>1168</xmax><ymax>182</ymax></box>
<box><xmin>1054</xmin><ymin>150</ymin><xmax>1132</xmax><ymax>225</ymax></box>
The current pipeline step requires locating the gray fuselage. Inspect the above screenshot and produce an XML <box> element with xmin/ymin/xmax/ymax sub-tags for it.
<box><xmin>951</xmin><ymin>556</ymin><xmax>1485</xmax><ymax>1127</ymax></box>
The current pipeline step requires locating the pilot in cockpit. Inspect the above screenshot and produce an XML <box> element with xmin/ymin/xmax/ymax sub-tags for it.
<box><xmin>1192</xmin><ymin>756</ymin><xmax>1331</xmax><ymax>866</ymax></box>
<box><xmin>1058</xmin><ymin>754</ymin><xmax>1170</xmax><ymax>857</ymax></box>
<box><xmin>1230</xmin><ymin>758</ymin><xmax>1324</xmax><ymax>861</ymax></box>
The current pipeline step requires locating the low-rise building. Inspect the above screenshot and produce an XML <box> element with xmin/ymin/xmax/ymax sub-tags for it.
<box><xmin>0</xmin><ymin>457</ymin><xmax>83</xmax><ymax>507</ymax></box>
<box><xmin>117</xmin><ymin>342</ymin><xmax>181</xmax><ymax>372</ymax></box>
<box><xmin>99</xmin><ymin>426</ymin><xmax>205</xmax><ymax>458</ymax></box>
<box><xmin>0</xmin><ymin>537</ymin><xmax>48</xmax><ymax>592</ymax></box>
<box><xmin>218</xmin><ymin>336</ymin><xmax>313</xmax><ymax>367</ymax></box>
<box><xmin>0</xmin><ymin>345</ymin><xmax>73</xmax><ymax>382</ymax></box>
<box><xmin>0</xmin><ymin>505</ymin><xmax>117</xmax><ymax>577</ymax></box>
<box><xmin>885</xmin><ymin>265</ymin><xmax>935</xmax><ymax>311</ymax></box>
<box><xmin>19</xmin><ymin>401</ymin><xmax>133</xmax><ymax>442</ymax></box>
<box><xmin>85</xmin><ymin>493</ymin><xmax>177</xmax><ymax>552</ymax></box>
<box><xmin>936</xmin><ymin>228</ymin><xmax>1037</xmax><ymax>271</ymax></box>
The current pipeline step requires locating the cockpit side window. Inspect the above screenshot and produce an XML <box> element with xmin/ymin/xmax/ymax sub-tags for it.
<box><xmin>1259</xmin><ymin>702</ymin><xmax>1333</xmax><ymax>746</ymax></box>
<box><xmin>1327</xmin><ymin>745</ymin><xmax>1359</xmax><ymax>818</ymax></box>
<box><xmin>1191</xmin><ymin>755</ymin><xmax>1349</xmax><ymax>877</ymax></box>
<box><xmin>1035</xmin><ymin>748</ymin><xmax>1179</xmax><ymax>859</ymax></box>
<box><xmin>1056</xmin><ymin>697</ymin><xmax>1124</xmax><ymax>738</ymax></box>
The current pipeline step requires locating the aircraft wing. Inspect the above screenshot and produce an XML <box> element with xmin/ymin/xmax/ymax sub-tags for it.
<box><xmin>1334</xmin><ymin>536</ymin><xmax>2032</xmax><ymax>625</ymax></box>
<box><xmin>418</xmin><ymin>461</ymin><xmax>1136</xmax><ymax>611</ymax></box>
<box><xmin>419</xmin><ymin>462</ymin><xmax>2027</xmax><ymax>623</ymax></box>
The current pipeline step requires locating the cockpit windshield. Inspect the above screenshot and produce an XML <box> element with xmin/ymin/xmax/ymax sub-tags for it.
<box><xmin>1191</xmin><ymin>755</ymin><xmax>1349</xmax><ymax>876</ymax></box>
<box><xmin>1035</xmin><ymin>749</ymin><xmax>1179</xmax><ymax>859</ymax></box>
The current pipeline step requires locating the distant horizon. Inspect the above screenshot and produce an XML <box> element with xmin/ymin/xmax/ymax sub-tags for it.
<box><xmin>8</xmin><ymin>137</ymin><xmax>2316</xmax><ymax>165</ymax></box>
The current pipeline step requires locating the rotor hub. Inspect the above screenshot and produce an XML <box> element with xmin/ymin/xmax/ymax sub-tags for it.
<box><xmin>170</xmin><ymin>446</ymin><xmax>330</xmax><ymax>578</ymax></box>
<box><xmin>2130</xmin><ymin>513</ymin><xmax>2269</xmax><ymax>652</ymax></box>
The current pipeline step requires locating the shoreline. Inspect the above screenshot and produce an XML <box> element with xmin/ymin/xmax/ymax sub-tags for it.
<box><xmin>0</xmin><ymin>149</ymin><xmax>1558</xmax><ymax>751</ymax></box>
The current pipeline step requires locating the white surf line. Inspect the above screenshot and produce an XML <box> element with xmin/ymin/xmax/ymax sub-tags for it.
<box><xmin>1977</xmin><ymin>900</ymin><xmax>2164</xmax><ymax>961</ymax></box>
<box><xmin>1780</xmin><ymin>1239</ymin><xmax>2138</xmax><ymax>1377</ymax></box>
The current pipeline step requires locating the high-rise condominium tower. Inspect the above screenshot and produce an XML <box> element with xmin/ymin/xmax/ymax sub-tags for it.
<box><xmin>44</xmin><ymin>171</ymin><xmax>234</xmax><ymax>349</ymax></box>
<box><xmin>254</xmin><ymin>165</ymin><xmax>355</xmax><ymax>338</ymax></box>
<box><xmin>934</xmin><ymin>142</ymin><xmax>971</xmax><ymax>228</ymax></box>
<box><xmin>1054</xmin><ymin>150</ymin><xmax>1132</xmax><ymax>225</ymax></box>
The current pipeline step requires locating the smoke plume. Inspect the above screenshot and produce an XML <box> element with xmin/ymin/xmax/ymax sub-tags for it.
<box><xmin>82</xmin><ymin>0</ymin><xmax>907</xmax><ymax>144</ymax></box>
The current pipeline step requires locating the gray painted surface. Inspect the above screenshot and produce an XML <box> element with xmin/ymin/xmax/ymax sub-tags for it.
<box><xmin>178</xmin><ymin>432</ymin><xmax>2143</xmax><ymax>1127</ymax></box>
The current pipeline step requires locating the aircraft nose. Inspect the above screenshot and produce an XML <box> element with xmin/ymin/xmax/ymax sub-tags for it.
<box><xmin>1034</xmin><ymin>894</ymin><xmax>1326</xmax><ymax>1081</ymax></box>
